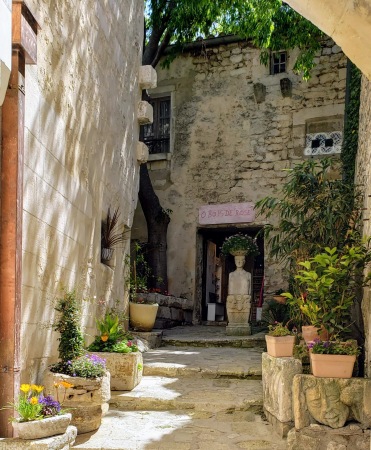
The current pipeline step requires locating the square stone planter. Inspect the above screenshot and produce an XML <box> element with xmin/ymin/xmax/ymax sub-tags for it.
<box><xmin>89</xmin><ymin>351</ymin><xmax>143</xmax><ymax>390</ymax></box>
<box><xmin>43</xmin><ymin>370</ymin><xmax>110</xmax><ymax>434</ymax></box>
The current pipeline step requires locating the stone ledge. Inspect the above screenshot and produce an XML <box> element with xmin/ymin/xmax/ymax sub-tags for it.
<box><xmin>0</xmin><ymin>425</ymin><xmax>77</xmax><ymax>449</ymax></box>
<box><xmin>264</xmin><ymin>408</ymin><xmax>293</xmax><ymax>438</ymax></box>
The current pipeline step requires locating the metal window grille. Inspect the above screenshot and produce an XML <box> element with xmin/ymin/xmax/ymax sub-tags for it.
<box><xmin>143</xmin><ymin>97</ymin><xmax>171</xmax><ymax>154</ymax></box>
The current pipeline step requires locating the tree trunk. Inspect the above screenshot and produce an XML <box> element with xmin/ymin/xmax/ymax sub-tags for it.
<box><xmin>138</xmin><ymin>163</ymin><xmax>170</xmax><ymax>291</ymax></box>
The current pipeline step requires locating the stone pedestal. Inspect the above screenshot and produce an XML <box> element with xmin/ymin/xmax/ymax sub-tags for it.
<box><xmin>226</xmin><ymin>294</ymin><xmax>251</xmax><ymax>336</ymax></box>
<box><xmin>43</xmin><ymin>371</ymin><xmax>111</xmax><ymax>434</ymax></box>
<box><xmin>0</xmin><ymin>425</ymin><xmax>77</xmax><ymax>449</ymax></box>
<box><xmin>262</xmin><ymin>352</ymin><xmax>302</xmax><ymax>437</ymax></box>
<box><xmin>287</xmin><ymin>424</ymin><xmax>370</xmax><ymax>450</ymax></box>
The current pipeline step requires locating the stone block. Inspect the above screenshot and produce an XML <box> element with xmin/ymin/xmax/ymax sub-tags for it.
<box><xmin>137</xmin><ymin>100</ymin><xmax>153</xmax><ymax>124</ymax></box>
<box><xmin>287</xmin><ymin>425</ymin><xmax>370</xmax><ymax>450</ymax></box>
<box><xmin>0</xmin><ymin>425</ymin><xmax>77</xmax><ymax>449</ymax></box>
<box><xmin>262</xmin><ymin>353</ymin><xmax>302</xmax><ymax>424</ymax></box>
<box><xmin>293</xmin><ymin>374</ymin><xmax>371</xmax><ymax>430</ymax></box>
<box><xmin>136</xmin><ymin>141</ymin><xmax>149</xmax><ymax>164</ymax></box>
<box><xmin>139</xmin><ymin>65</ymin><xmax>157</xmax><ymax>89</ymax></box>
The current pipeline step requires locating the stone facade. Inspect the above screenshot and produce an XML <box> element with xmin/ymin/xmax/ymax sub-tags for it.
<box><xmin>0</xmin><ymin>1</ymin><xmax>144</xmax><ymax>382</ymax></box>
<box><xmin>133</xmin><ymin>37</ymin><xmax>347</xmax><ymax>320</ymax></box>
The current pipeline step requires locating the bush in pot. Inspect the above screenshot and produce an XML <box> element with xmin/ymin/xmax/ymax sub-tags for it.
<box><xmin>87</xmin><ymin>312</ymin><xmax>143</xmax><ymax>390</ymax></box>
<box><xmin>265</xmin><ymin>322</ymin><xmax>296</xmax><ymax>357</ymax></box>
<box><xmin>44</xmin><ymin>289</ymin><xmax>110</xmax><ymax>434</ymax></box>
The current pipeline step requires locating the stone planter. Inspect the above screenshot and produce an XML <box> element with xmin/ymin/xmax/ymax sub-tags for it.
<box><xmin>129</xmin><ymin>302</ymin><xmax>159</xmax><ymax>331</ymax></box>
<box><xmin>265</xmin><ymin>335</ymin><xmax>295</xmax><ymax>357</ymax></box>
<box><xmin>310</xmin><ymin>353</ymin><xmax>356</xmax><ymax>378</ymax></box>
<box><xmin>12</xmin><ymin>413</ymin><xmax>72</xmax><ymax>440</ymax></box>
<box><xmin>43</xmin><ymin>370</ymin><xmax>110</xmax><ymax>434</ymax></box>
<box><xmin>89</xmin><ymin>351</ymin><xmax>143</xmax><ymax>390</ymax></box>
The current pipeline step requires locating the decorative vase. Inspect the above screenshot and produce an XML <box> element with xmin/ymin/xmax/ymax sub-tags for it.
<box><xmin>129</xmin><ymin>302</ymin><xmax>159</xmax><ymax>331</ymax></box>
<box><xmin>272</xmin><ymin>295</ymin><xmax>286</xmax><ymax>304</ymax></box>
<box><xmin>310</xmin><ymin>353</ymin><xmax>356</xmax><ymax>378</ymax></box>
<box><xmin>12</xmin><ymin>413</ymin><xmax>72</xmax><ymax>440</ymax></box>
<box><xmin>88</xmin><ymin>351</ymin><xmax>143</xmax><ymax>391</ymax></box>
<box><xmin>43</xmin><ymin>370</ymin><xmax>111</xmax><ymax>434</ymax></box>
<box><xmin>265</xmin><ymin>335</ymin><xmax>295</xmax><ymax>357</ymax></box>
<box><xmin>302</xmin><ymin>325</ymin><xmax>329</xmax><ymax>343</ymax></box>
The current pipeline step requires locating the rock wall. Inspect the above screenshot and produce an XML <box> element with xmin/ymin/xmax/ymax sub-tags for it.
<box><xmin>355</xmin><ymin>77</ymin><xmax>371</xmax><ymax>377</ymax></box>
<box><xmin>133</xmin><ymin>38</ymin><xmax>347</xmax><ymax>310</ymax></box>
<box><xmin>18</xmin><ymin>0</ymin><xmax>143</xmax><ymax>381</ymax></box>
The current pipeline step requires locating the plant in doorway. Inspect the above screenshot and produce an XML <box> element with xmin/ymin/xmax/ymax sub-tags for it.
<box><xmin>221</xmin><ymin>233</ymin><xmax>259</xmax><ymax>257</ymax></box>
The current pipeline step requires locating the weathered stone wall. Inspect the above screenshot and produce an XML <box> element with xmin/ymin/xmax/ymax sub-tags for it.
<box><xmin>133</xmin><ymin>39</ymin><xmax>347</xmax><ymax>308</ymax></box>
<box><xmin>355</xmin><ymin>77</ymin><xmax>371</xmax><ymax>377</ymax></box>
<box><xmin>19</xmin><ymin>0</ymin><xmax>143</xmax><ymax>381</ymax></box>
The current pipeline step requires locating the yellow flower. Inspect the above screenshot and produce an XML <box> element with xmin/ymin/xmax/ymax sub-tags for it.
<box><xmin>101</xmin><ymin>334</ymin><xmax>109</xmax><ymax>342</ymax></box>
<box><xmin>59</xmin><ymin>381</ymin><xmax>74</xmax><ymax>389</ymax></box>
<box><xmin>31</xmin><ymin>384</ymin><xmax>44</xmax><ymax>393</ymax></box>
<box><xmin>29</xmin><ymin>396</ymin><xmax>38</xmax><ymax>405</ymax></box>
<box><xmin>20</xmin><ymin>384</ymin><xmax>31</xmax><ymax>394</ymax></box>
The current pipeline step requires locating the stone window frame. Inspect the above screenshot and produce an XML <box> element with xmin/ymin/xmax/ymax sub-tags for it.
<box><xmin>145</xmin><ymin>85</ymin><xmax>175</xmax><ymax>162</ymax></box>
<box><xmin>270</xmin><ymin>51</ymin><xmax>287</xmax><ymax>75</ymax></box>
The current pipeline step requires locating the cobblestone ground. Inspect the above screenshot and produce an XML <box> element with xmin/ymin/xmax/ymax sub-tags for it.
<box><xmin>73</xmin><ymin>327</ymin><xmax>286</xmax><ymax>450</ymax></box>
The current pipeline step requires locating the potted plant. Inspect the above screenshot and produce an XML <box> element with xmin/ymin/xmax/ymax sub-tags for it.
<box><xmin>3</xmin><ymin>383</ymin><xmax>72</xmax><ymax>440</ymax></box>
<box><xmin>272</xmin><ymin>288</ymin><xmax>287</xmax><ymax>304</ymax></box>
<box><xmin>283</xmin><ymin>244</ymin><xmax>371</xmax><ymax>339</ymax></box>
<box><xmin>44</xmin><ymin>289</ymin><xmax>110</xmax><ymax>434</ymax></box>
<box><xmin>308</xmin><ymin>339</ymin><xmax>360</xmax><ymax>378</ymax></box>
<box><xmin>265</xmin><ymin>322</ymin><xmax>296</xmax><ymax>357</ymax></box>
<box><xmin>221</xmin><ymin>233</ymin><xmax>259</xmax><ymax>256</ymax></box>
<box><xmin>87</xmin><ymin>312</ymin><xmax>143</xmax><ymax>390</ymax></box>
<box><xmin>101</xmin><ymin>206</ymin><xmax>127</xmax><ymax>266</ymax></box>
<box><xmin>128</xmin><ymin>242</ymin><xmax>159</xmax><ymax>332</ymax></box>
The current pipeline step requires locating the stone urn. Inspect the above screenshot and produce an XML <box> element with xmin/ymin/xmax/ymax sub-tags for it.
<box><xmin>43</xmin><ymin>370</ymin><xmax>111</xmax><ymax>434</ymax></box>
<box><xmin>129</xmin><ymin>302</ymin><xmax>159</xmax><ymax>331</ymax></box>
<box><xmin>12</xmin><ymin>413</ymin><xmax>72</xmax><ymax>440</ymax></box>
<box><xmin>89</xmin><ymin>351</ymin><xmax>143</xmax><ymax>391</ymax></box>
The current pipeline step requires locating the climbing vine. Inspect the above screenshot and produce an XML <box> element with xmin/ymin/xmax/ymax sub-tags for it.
<box><xmin>341</xmin><ymin>61</ymin><xmax>362</xmax><ymax>185</ymax></box>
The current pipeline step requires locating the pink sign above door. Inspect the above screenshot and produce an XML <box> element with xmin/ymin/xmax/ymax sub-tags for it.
<box><xmin>198</xmin><ymin>202</ymin><xmax>255</xmax><ymax>225</ymax></box>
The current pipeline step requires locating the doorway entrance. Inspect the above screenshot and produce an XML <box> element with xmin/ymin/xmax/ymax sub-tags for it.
<box><xmin>197</xmin><ymin>226</ymin><xmax>264</xmax><ymax>324</ymax></box>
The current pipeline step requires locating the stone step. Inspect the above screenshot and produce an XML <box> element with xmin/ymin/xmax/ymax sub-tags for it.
<box><xmin>109</xmin><ymin>376</ymin><xmax>263</xmax><ymax>413</ymax></box>
<box><xmin>143</xmin><ymin>345</ymin><xmax>263</xmax><ymax>379</ymax></box>
<box><xmin>72</xmin><ymin>409</ymin><xmax>287</xmax><ymax>450</ymax></box>
<box><xmin>161</xmin><ymin>332</ymin><xmax>266</xmax><ymax>349</ymax></box>
<box><xmin>72</xmin><ymin>409</ymin><xmax>286</xmax><ymax>450</ymax></box>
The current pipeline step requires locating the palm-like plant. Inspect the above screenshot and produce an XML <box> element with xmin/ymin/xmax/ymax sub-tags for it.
<box><xmin>101</xmin><ymin>207</ymin><xmax>127</xmax><ymax>262</ymax></box>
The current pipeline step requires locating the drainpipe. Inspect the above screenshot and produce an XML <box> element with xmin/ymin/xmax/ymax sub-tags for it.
<box><xmin>0</xmin><ymin>1</ymin><xmax>37</xmax><ymax>437</ymax></box>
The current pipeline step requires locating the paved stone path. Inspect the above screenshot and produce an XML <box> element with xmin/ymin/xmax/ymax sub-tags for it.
<box><xmin>73</xmin><ymin>327</ymin><xmax>286</xmax><ymax>450</ymax></box>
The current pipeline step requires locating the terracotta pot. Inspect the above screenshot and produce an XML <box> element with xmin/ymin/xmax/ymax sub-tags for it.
<box><xmin>129</xmin><ymin>302</ymin><xmax>159</xmax><ymax>331</ymax></box>
<box><xmin>302</xmin><ymin>325</ymin><xmax>329</xmax><ymax>343</ymax></box>
<box><xmin>265</xmin><ymin>335</ymin><xmax>295</xmax><ymax>357</ymax></box>
<box><xmin>310</xmin><ymin>353</ymin><xmax>356</xmax><ymax>378</ymax></box>
<box><xmin>12</xmin><ymin>413</ymin><xmax>72</xmax><ymax>440</ymax></box>
<box><xmin>272</xmin><ymin>295</ymin><xmax>286</xmax><ymax>304</ymax></box>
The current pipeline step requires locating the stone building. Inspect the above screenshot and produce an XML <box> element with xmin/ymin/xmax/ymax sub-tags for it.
<box><xmin>0</xmin><ymin>0</ymin><xmax>150</xmax><ymax>435</ymax></box>
<box><xmin>133</xmin><ymin>36</ymin><xmax>347</xmax><ymax>324</ymax></box>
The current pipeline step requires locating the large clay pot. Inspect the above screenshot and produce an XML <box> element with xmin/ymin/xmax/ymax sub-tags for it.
<box><xmin>129</xmin><ymin>302</ymin><xmax>159</xmax><ymax>331</ymax></box>
<box><xmin>265</xmin><ymin>335</ymin><xmax>295</xmax><ymax>357</ymax></box>
<box><xmin>310</xmin><ymin>353</ymin><xmax>356</xmax><ymax>378</ymax></box>
<box><xmin>302</xmin><ymin>325</ymin><xmax>329</xmax><ymax>343</ymax></box>
<box><xmin>12</xmin><ymin>413</ymin><xmax>72</xmax><ymax>440</ymax></box>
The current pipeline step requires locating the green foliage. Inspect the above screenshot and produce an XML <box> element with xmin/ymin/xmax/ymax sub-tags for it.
<box><xmin>267</xmin><ymin>322</ymin><xmax>293</xmax><ymax>336</ymax></box>
<box><xmin>309</xmin><ymin>339</ymin><xmax>360</xmax><ymax>356</ymax></box>
<box><xmin>255</xmin><ymin>158</ymin><xmax>363</xmax><ymax>268</ymax></box>
<box><xmin>341</xmin><ymin>62</ymin><xmax>362</xmax><ymax>185</ymax></box>
<box><xmin>284</xmin><ymin>244</ymin><xmax>371</xmax><ymax>338</ymax></box>
<box><xmin>111</xmin><ymin>340</ymin><xmax>139</xmax><ymax>353</ymax></box>
<box><xmin>221</xmin><ymin>233</ymin><xmax>259</xmax><ymax>256</ymax></box>
<box><xmin>145</xmin><ymin>0</ymin><xmax>322</xmax><ymax>79</ymax></box>
<box><xmin>67</xmin><ymin>354</ymin><xmax>107</xmax><ymax>378</ymax></box>
<box><xmin>261</xmin><ymin>300</ymin><xmax>290</xmax><ymax>326</ymax></box>
<box><xmin>52</xmin><ymin>290</ymin><xmax>84</xmax><ymax>366</ymax></box>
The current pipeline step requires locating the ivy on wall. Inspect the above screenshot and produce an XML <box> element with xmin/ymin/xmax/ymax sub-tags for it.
<box><xmin>341</xmin><ymin>61</ymin><xmax>362</xmax><ymax>184</ymax></box>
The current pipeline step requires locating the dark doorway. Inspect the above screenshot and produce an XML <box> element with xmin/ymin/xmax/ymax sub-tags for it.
<box><xmin>198</xmin><ymin>226</ymin><xmax>264</xmax><ymax>323</ymax></box>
